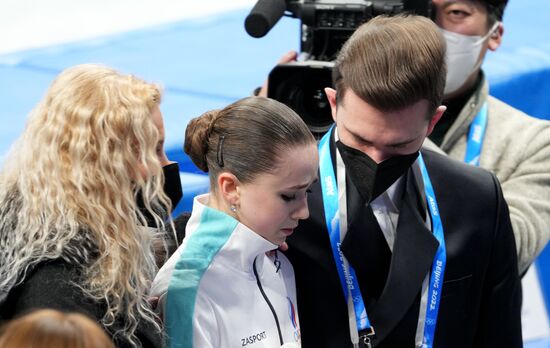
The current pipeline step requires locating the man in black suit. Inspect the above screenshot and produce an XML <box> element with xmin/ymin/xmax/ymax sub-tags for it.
<box><xmin>285</xmin><ymin>14</ymin><xmax>522</xmax><ymax>348</ymax></box>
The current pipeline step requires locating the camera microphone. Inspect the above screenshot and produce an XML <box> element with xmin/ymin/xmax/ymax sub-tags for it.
<box><xmin>244</xmin><ymin>0</ymin><xmax>287</xmax><ymax>38</ymax></box>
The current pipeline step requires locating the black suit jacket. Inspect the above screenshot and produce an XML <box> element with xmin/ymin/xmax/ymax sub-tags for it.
<box><xmin>286</xmin><ymin>147</ymin><xmax>522</xmax><ymax>348</ymax></box>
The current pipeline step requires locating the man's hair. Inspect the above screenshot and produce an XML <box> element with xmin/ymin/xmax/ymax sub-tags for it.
<box><xmin>332</xmin><ymin>14</ymin><xmax>446</xmax><ymax>115</ymax></box>
<box><xmin>478</xmin><ymin>0</ymin><xmax>508</xmax><ymax>23</ymax></box>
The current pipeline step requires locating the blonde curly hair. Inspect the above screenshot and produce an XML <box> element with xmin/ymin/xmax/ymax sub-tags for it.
<box><xmin>0</xmin><ymin>64</ymin><xmax>172</xmax><ymax>346</ymax></box>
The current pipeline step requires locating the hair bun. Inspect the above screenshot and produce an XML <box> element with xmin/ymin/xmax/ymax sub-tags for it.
<box><xmin>184</xmin><ymin>110</ymin><xmax>221</xmax><ymax>172</ymax></box>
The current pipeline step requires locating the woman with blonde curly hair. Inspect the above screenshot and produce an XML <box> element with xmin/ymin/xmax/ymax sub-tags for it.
<box><xmin>0</xmin><ymin>64</ymin><xmax>175</xmax><ymax>348</ymax></box>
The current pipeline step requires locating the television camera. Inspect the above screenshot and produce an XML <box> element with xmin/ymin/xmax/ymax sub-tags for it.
<box><xmin>245</xmin><ymin>0</ymin><xmax>431</xmax><ymax>136</ymax></box>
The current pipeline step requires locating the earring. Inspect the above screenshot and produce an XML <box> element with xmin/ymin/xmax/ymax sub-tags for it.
<box><xmin>230</xmin><ymin>205</ymin><xmax>237</xmax><ymax>213</ymax></box>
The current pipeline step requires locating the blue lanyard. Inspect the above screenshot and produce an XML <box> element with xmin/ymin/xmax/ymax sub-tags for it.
<box><xmin>417</xmin><ymin>153</ymin><xmax>447</xmax><ymax>348</ymax></box>
<box><xmin>464</xmin><ymin>102</ymin><xmax>488</xmax><ymax>166</ymax></box>
<box><xmin>318</xmin><ymin>128</ymin><xmax>446</xmax><ymax>347</ymax></box>
<box><xmin>318</xmin><ymin>129</ymin><xmax>371</xmax><ymax>333</ymax></box>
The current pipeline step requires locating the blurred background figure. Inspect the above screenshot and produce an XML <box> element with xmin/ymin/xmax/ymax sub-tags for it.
<box><xmin>0</xmin><ymin>309</ymin><xmax>115</xmax><ymax>348</ymax></box>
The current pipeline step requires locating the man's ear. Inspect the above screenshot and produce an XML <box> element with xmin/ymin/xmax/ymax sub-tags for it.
<box><xmin>488</xmin><ymin>22</ymin><xmax>503</xmax><ymax>51</ymax></box>
<box><xmin>427</xmin><ymin>105</ymin><xmax>447</xmax><ymax>136</ymax></box>
<box><xmin>325</xmin><ymin>87</ymin><xmax>338</xmax><ymax>122</ymax></box>
<box><xmin>217</xmin><ymin>172</ymin><xmax>241</xmax><ymax>207</ymax></box>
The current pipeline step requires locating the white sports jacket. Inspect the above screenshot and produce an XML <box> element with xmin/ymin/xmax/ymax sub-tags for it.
<box><xmin>151</xmin><ymin>194</ymin><xmax>301</xmax><ymax>348</ymax></box>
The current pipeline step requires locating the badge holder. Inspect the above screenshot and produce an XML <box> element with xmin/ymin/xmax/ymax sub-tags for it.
<box><xmin>359</xmin><ymin>327</ymin><xmax>376</xmax><ymax>348</ymax></box>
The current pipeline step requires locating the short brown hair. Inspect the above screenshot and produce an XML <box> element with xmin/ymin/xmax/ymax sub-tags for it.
<box><xmin>0</xmin><ymin>309</ymin><xmax>114</xmax><ymax>348</ymax></box>
<box><xmin>184</xmin><ymin>96</ymin><xmax>315</xmax><ymax>190</ymax></box>
<box><xmin>333</xmin><ymin>14</ymin><xmax>446</xmax><ymax>115</ymax></box>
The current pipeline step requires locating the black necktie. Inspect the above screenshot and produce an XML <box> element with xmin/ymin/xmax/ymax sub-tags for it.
<box><xmin>340</xmin><ymin>177</ymin><xmax>392</xmax><ymax>310</ymax></box>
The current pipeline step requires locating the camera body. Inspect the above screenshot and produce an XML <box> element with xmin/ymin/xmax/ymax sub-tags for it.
<box><xmin>247</xmin><ymin>0</ymin><xmax>431</xmax><ymax>136</ymax></box>
<box><xmin>268</xmin><ymin>60</ymin><xmax>334</xmax><ymax>135</ymax></box>
<box><xmin>291</xmin><ymin>0</ymin><xmax>413</xmax><ymax>61</ymax></box>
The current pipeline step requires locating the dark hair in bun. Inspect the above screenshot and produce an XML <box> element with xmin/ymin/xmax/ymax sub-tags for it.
<box><xmin>184</xmin><ymin>96</ymin><xmax>315</xmax><ymax>190</ymax></box>
<box><xmin>184</xmin><ymin>109</ymin><xmax>222</xmax><ymax>172</ymax></box>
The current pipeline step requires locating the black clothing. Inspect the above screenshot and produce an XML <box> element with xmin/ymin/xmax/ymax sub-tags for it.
<box><xmin>285</xmin><ymin>147</ymin><xmax>522</xmax><ymax>347</ymax></box>
<box><xmin>0</xmin><ymin>260</ymin><xmax>162</xmax><ymax>348</ymax></box>
<box><xmin>429</xmin><ymin>75</ymin><xmax>481</xmax><ymax>146</ymax></box>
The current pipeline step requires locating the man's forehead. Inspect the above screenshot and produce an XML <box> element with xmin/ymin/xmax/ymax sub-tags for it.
<box><xmin>433</xmin><ymin>0</ymin><xmax>481</xmax><ymax>7</ymax></box>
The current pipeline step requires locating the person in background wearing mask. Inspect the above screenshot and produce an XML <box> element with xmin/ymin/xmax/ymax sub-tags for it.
<box><xmin>0</xmin><ymin>64</ymin><xmax>175</xmax><ymax>348</ymax></box>
<box><xmin>285</xmin><ymin>15</ymin><xmax>521</xmax><ymax>347</ymax></box>
<box><xmin>429</xmin><ymin>0</ymin><xmax>550</xmax><ymax>275</ymax></box>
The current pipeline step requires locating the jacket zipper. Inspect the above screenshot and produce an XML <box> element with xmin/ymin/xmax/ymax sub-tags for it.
<box><xmin>253</xmin><ymin>257</ymin><xmax>284</xmax><ymax>346</ymax></box>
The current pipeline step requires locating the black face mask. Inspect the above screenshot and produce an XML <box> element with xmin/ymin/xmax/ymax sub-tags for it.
<box><xmin>136</xmin><ymin>162</ymin><xmax>183</xmax><ymax>226</ymax></box>
<box><xmin>336</xmin><ymin>141</ymin><xmax>419</xmax><ymax>204</ymax></box>
<box><xmin>162</xmin><ymin>162</ymin><xmax>183</xmax><ymax>210</ymax></box>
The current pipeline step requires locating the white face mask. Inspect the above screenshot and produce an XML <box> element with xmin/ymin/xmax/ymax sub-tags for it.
<box><xmin>440</xmin><ymin>22</ymin><xmax>499</xmax><ymax>96</ymax></box>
